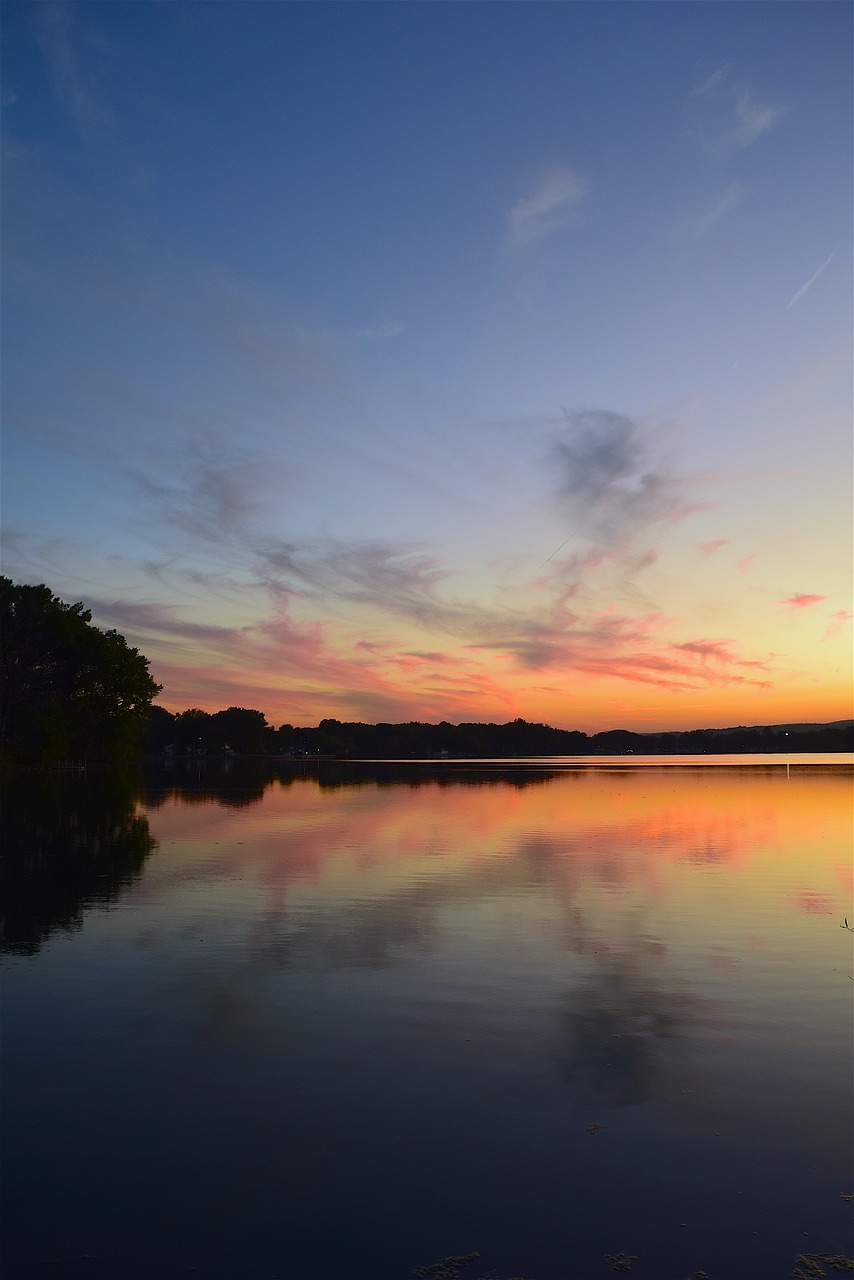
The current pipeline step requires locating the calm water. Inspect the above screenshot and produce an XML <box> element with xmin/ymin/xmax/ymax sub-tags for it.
<box><xmin>2</xmin><ymin>759</ymin><xmax>852</xmax><ymax>1280</ymax></box>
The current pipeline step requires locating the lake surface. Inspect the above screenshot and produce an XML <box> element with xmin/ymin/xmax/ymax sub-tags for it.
<box><xmin>2</xmin><ymin>758</ymin><xmax>852</xmax><ymax>1280</ymax></box>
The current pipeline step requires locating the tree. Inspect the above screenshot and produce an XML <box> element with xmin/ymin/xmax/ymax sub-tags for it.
<box><xmin>142</xmin><ymin>704</ymin><xmax>176</xmax><ymax>753</ymax></box>
<box><xmin>0</xmin><ymin>578</ymin><xmax>162</xmax><ymax>765</ymax></box>
<box><xmin>173</xmin><ymin>708</ymin><xmax>213</xmax><ymax>753</ymax></box>
<box><xmin>211</xmin><ymin>707</ymin><xmax>269</xmax><ymax>755</ymax></box>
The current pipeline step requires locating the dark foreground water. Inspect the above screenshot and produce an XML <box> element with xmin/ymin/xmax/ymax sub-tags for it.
<box><xmin>2</xmin><ymin>758</ymin><xmax>852</xmax><ymax>1280</ymax></box>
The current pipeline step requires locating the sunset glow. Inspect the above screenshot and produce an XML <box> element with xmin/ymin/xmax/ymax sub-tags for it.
<box><xmin>2</xmin><ymin>3</ymin><xmax>851</xmax><ymax>731</ymax></box>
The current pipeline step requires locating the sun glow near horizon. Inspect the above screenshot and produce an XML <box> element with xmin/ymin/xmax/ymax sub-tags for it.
<box><xmin>1</xmin><ymin>3</ymin><xmax>851</xmax><ymax>732</ymax></box>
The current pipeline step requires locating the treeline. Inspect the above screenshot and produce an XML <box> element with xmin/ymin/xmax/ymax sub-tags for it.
<box><xmin>145</xmin><ymin>705</ymin><xmax>269</xmax><ymax>755</ymax></box>
<box><xmin>1</xmin><ymin>578</ymin><xmax>161</xmax><ymax>766</ymax></box>
<box><xmin>145</xmin><ymin>709</ymin><xmax>854</xmax><ymax>758</ymax></box>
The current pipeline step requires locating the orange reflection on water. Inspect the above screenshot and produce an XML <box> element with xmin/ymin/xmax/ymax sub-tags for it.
<box><xmin>139</xmin><ymin>766</ymin><xmax>852</xmax><ymax>935</ymax></box>
<box><xmin>129</xmin><ymin>764</ymin><xmax>853</xmax><ymax>1142</ymax></box>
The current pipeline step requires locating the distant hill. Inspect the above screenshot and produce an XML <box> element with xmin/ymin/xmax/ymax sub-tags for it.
<box><xmin>706</xmin><ymin>720</ymin><xmax>853</xmax><ymax>735</ymax></box>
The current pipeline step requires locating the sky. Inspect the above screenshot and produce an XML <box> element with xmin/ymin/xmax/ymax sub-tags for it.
<box><xmin>1</xmin><ymin>1</ymin><xmax>852</xmax><ymax>733</ymax></box>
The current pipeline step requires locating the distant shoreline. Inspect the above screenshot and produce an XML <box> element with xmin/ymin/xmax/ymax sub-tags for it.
<box><xmin>147</xmin><ymin>749</ymin><xmax>853</xmax><ymax>764</ymax></box>
<box><xmin>146</xmin><ymin>712</ymin><xmax>854</xmax><ymax>761</ymax></box>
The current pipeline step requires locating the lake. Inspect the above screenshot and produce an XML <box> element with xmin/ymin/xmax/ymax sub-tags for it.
<box><xmin>2</xmin><ymin>758</ymin><xmax>852</xmax><ymax>1280</ymax></box>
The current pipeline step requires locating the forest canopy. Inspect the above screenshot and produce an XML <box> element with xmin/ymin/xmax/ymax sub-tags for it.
<box><xmin>0</xmin><ymin>578</ymin><xmax>161</xmax><ymax>765</ymax></box>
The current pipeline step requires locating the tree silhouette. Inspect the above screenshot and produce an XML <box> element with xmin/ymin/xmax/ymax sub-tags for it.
<box><xmin>0</xmin><ymin>578</ymin><xmax>161</xmax><ymax>764</ymax></box>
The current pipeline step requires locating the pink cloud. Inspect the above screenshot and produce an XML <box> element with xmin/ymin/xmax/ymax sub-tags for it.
<box><xmin>698</xmin><ymin>539</ymin><xmax>729</xmax><ymax>557</ymax></box>
<box><xmin>776</xmin><ymin>593</ymin><xmax>827</xmax><ymax>609</ymax></box>
<box><xmin>89</xmin><ymin>525</ymin><xmax>780</xmax><ymax>724</ymax></box>
<box><xmin>824</xmin><ymin>610</ymin><xmax>853</xmax><ymax>639</ymax></box>
<box><xmin>477</xmin><ymin>612</ymin><xmax>773</xmax><ymax>692</ymax></box>
<box><xmin>737</xmin><ymin>555</ymin><xmax>755</xmax><ymax>573</ymax></box>
<box><xmin>673</xmin><ymin>638</ymin><xmax>769</xmax><ymax>670</ymax></box>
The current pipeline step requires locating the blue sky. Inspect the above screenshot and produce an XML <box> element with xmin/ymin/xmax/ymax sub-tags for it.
<box><xmin>2</xmin><ymin>1</ymin><xmax>851</xmax><ymax>730</ymax></box>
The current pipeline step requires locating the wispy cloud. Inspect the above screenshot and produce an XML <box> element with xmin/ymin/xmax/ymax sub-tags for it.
<box><xmin>23</xmin><ymin>503</ymin><xmax>775</xmax><ymax>720</ymax></box>
<box><xmin>717</xmin><ymin>91</ymin><xmax>783</xmax><ymax>154</ymax></box>
<box><xmin>472</xmin><ymin>611</ymin><xmax>771</xmax><ymax>691</ymax></box>
<box><xmin>131</xmin><ymin>432</ymin><xmax>292</xmax><ymax>547</ymax></box>
<box><xmin>507</xmin><ymin>166</ymin><xmax>591</xmax><ymax>247</ymax></box>
<box><xmin>823</xmin><ymin>610</ymin><xmax>852</xmax><ymax>639</ymax></box>
<box><xmin>251</xmin><ymin>517</ymin><xmax>772</xmax><ymax>698</ymax></box>
<box><xmin>297</xmin><ymin>546</ymin><xmax>768</xmax><ymax>690</ymax></box>
<box><xmin>690</xmin><ymin>72</ymin><xmax>784</xmax><ymax>158</ymax></box>
<box><xmin>689</xmin><ymin>64</ymin><xmax>731</xmax><ymax>99</ymax></box>
<box><xmin>689</xmin><ymin>183</ymin><xmax>743</xmax><ymax>239</ymax></box>
<box><xmin>0</xmin><ymin>526</ymin><xmax>90</xmax><ymax>583</ymax></box>
<box><xmin>548</xmin><ymin>410</ymin><xmax>701</xmax><ymax>547</ymax></box>
<box><xmin>37</xmin><ymin>1</ymin><xmax>106</xmax><ymax>140</ymax></box>
<box><xmin>787</xmin><ymin>252</ymin><xmax>835</xmax><ymax>309</ymax></box>
<box><xmin>256</xmin><ymin>539</ymin><xmax>450</xmax><ymax>620</ymax></box>
<box><xmin>352</xmin><ymin>322</ymin><xmax>402</xmax><ymax>340</ymax></box>
<box><xmin>777</xmin><ymin>593</ymin><xmax>827</xmax><ymax>609</ymax></box>
<box><xmin>90</xmin><ymin>590</ymin><xmax>421</xmax><ymax>723</ymax></box>
<box><xmin>5</xmin><ymin>353</ymin><xmax>773</xmax><ymax>715</ymax></box>
<box><xmin>318</xmin><ymin>544</ymin><xmax>448</xmax><ymax>613</ymax></box>
<box><xmin>698</xmin><ymin>539</ymin><xmax>729</xmax><ymax>557</ymax></box>
<box><xmin>87</xmin><ymin>599</ymin><xmax>245</xmax><ymax>649</ymax></box>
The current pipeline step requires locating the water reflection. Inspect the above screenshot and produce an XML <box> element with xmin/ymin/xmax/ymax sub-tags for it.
<box><xmin>139</xmin><ymin>756</ymin><xmax>561</xmax><ymax>807</ymax></box>
<box><xmin>2</xmin><ymin>761</ymin><xmax>851</xmax><ymax>1280</ymax></box>
<box><xmin>0</xmin><ymin>771</ymin><xmax>155</xmax><ymax>954</ymax></box>
<box><xmin>142</xmin><ymin>755</ymin><xmax>268</xmax><ymax>808</ymax></box>
<box><xmin>558</xmin><ymin>938</ymin><xmax>701</xmax><ymax>1110</ymax></box>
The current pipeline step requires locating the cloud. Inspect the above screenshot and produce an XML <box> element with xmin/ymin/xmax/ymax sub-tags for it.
<box><xmin>689</xmin><ymin>64</ymin><xmax>731</xmax><ymax>98</ymax></box>
<box><xmin>706</xmin><ymin>90</ymin><xmax>783</xmax><ymax>157</ymax></box>
<box><xmin>84</xmin><ymin>598</ymin><xmax>245</xmax><ymax>653</ymax></box>
<box><xmin>824</xmin><ymin>610</ymin><xmax>852</xmax><ymax>640</ymax></box>
<box><xmin>776</xmin><ymin>593</ymin><xmax>826</xmax><ymax>609</ymax></box>
<box><xmin>672</xmin><ymin>638</ymin><xmax>767</xmax><ymax>670</ymax></box>
<box><xmin>5</xmin><ymin>334</ymin><xmax>773</xmax><ymax>716</ymax></box>
<box><xmin>28</xmin><ymin>512</ymin><xmax>774</xmax><ymax>722</ymax></box>
<box><xmin>307</xmin><ymin>543</ymin><xmax>448</xmax><ymax>610</ymax></box>
<box><xmin>131</xmin><ymin>433</ymin><xmax>291</xmax><ymax>547</ymax></box>
<box><xmin>0</xmin><ymin>526</ymin><xmax>90</xmax><ymax>583</ymax></box>
<box><xmin>352</xmin><ymin>322</ymin><xmax>402</xmax><ymax>340</ymax></box>
<box><xmin>507</xmin><ymin>166</ymin><xmax>591</xmax><ymax>247</ymax></box>
<box><xmin>472</xmin><ymin>608</ymin><xmax>771</xmax><ymax>691</ymax></box>
<box><xmin>0</xmin><ymin>527</ymin><xmax>33</xmax><ymax>560</ymax></box>
<box><xmin>548</xmin><ymin>410</ymin><xmax>700</xmax><ymax>547</ymax></box>
<box><xmin>689</xmin><ymin>183</ymin><xmax>743</xmax><ymax>239</ymax></box>
<box><xmin>787</xmin><ymin>252</ymin><xmax>835</xmax><ymax>309</ymax></box>
<box><xmin>690</xmin><ymin>74</ymin><xmax>784</xmax><ymax>158</ymax></box>
<box><xmin>37</xmin><ymin>1</ymin><xmax>106</xmax><ymax>139</ymax></box>
<box><xmin>251</xmin><ymin>521</ymin><xmax>773</xmax><ymax>698</ymax></box>
<box><xmin>256</xmin><ymin>539</ymin><xmax>450</xmax><ymax>623</ymax></box>
<box><xmin>698</xmin><ymin>540</ymin><xmax>729</xmax><ymax>557</ymax></box>
<box><xmin>90</xmin><ymin>588</ymin><xmax>426</xmax><ymax>724</ymax></box>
